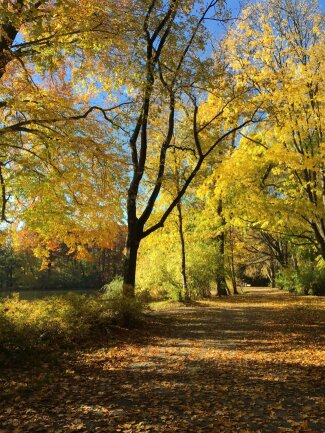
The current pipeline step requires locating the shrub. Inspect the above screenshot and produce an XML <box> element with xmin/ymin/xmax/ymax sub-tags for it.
<box><xmin>101</xmin><ymin>276</ymin><xmax>124</xmax><ymax>300</ymax></box>
<box><xmin>276</xmin><ymin>266</ymin><xmax>325</xmax><ymax>296</ymax></box>
<box><xmin>101</xmin><ymin>277</ymin><xmax>146</xmax><ymax>325</ymax></box>
<box><xmin>276</xmin><ymin>268</ymin><xmax>301</xmax><ymax>293</ymax></box>
<box><xmin>301</xmin><ymin>266</ymin><xmax>325</xmax><ymax>296</ymax></box>
<box><xmin>0</xmin><ymin>293</ymin><xmax>108</xmax><ymax>350</ymax></box>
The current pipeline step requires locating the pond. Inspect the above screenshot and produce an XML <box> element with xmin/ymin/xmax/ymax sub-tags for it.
<box><xmin>0</xmin><ymin>289</ymin><xmax>98</xmax><ymax>300</ymax></box>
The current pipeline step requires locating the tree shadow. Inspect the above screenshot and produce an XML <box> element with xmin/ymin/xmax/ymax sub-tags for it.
<box><xmin>0</xmin><ymin>294</ymin><xmax>324</xmax><ymax>432</ymax></box>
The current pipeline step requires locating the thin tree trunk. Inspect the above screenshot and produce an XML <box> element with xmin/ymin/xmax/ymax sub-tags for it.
<box><xmin>230</xmin><ymin>245</ymin><xmax>238</xmax><ymax>294</ymax></box>
<box><xmin>216</xmin><ymin>229</ymin><xmax>229</xmax><ymax>296</ymax></box>
<box><xmin>216</xmin><ymin>199</ymin><xmax>229</xmax><ymax>296</ymax></box>
<box><xmin>269</xmin><ymin>258</ymin><xmax>276</xmax><ymax>288</ymax></box>
<box><xmin>177</xmin><ymin>200</ymin><xmax>190</xmax><ymax>302</ymax></box>
<box><xmin>8</xmin><ymin>265</ymin><xmax>13</xmax><ymax>289</ymax></box>
<box><xmin>47</xmin><ymin>260</ymin><xmax>52</xmax><ymax>280</ymax></box>
<box><xmin>292</xmin><ymin>254</ymin><xmax>299</xmax><ymax>272</ymax></box>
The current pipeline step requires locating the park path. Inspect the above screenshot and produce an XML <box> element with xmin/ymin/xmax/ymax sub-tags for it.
<box><xmin>1</xmin><ymin>288</ymin><xmax>324</xmax><ymax>432</ymax></box>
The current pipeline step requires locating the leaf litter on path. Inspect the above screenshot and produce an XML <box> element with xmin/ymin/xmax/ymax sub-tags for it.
<box><xmin>0</xmin><ymin>289</ymin><xmax>324</xmax><ymax>432</ymax></box>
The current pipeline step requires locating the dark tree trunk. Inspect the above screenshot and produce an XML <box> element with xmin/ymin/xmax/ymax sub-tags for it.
<box><xmin>0</xmin><ymin>2</ymin><xmax>45</xmax><ymax>80</ymax></box>
<box><xmin>123</xmin><ymin>170</ymin><xmax>142</xmax><ymax>298</ymax></box>
<box><xmin>216</xmin><ymin>275</ymin><xmax>229</xmax><ymax>296</ymax></box>
<box><xmin>47</xmin><ymin>259</ymin><xmax>52</xmax><ymax>280</ymax></box>
<box><xmin>121</xmin><ymin>214</ymin><xmax>141</xmax><ymax>326</ymax></box>
<box><xmin>80</xmin><ymin>260</ymin><xmax>85</xmax><ymax>278</ymax></box>
<box><xmin>230</xmin><ymin>252</ymin><xmax>238</xmax><ymax>294</ymax></box>
<box><xmin>216</xmin><ymin>199</ymin><xmax>229</xmax><ymax>296</ymax></box>
<box><xmin>311</xmin><ymin>220</ymin><xmax>325</xmax><ymax>261</ymax></box>
<box><xmin>0</xmin><ymin>21</ymin><xmax>19</xmax><ymax>79</ymax></box>
<box><xmin>123</xmin><ymin>229</ymin><xmax>140</xmax><ymax>298</ymax></box>
<box><xmin>292</xmin><ymin>254</ymin><xmax>299</xmax><ymax>272</ymax></box>
<box><xmin>7</xmin><ymin>265</ymin><xmax>13</xmax><ymax>289</ymax></box>
<box><xmin>268</xmin><ymin>258</ymin><xmax>276</xmax><ymax>288</ymax></box>
<box><xmin>229</xmin><ymin>227</ymin><xmax>238</xmax><ymax>294</ymax></box>
<box><xmin>46</xmin><ymin>249</ymin><xmax>54</xmax><ymax>282</ymax></box>
<box><xmin>122</xmin><ymin>222</ymin><xmax>141</xmax><ymax>326</ymax></box>
<box><xmin>177</xmin><ymin>200</ymin><xmax>190</xmax><ymax>302</ymax></box>
<box><xmin>216</xmin><ymin>230</ymin><xmax>229</xmax><ymax>296</ymax></box>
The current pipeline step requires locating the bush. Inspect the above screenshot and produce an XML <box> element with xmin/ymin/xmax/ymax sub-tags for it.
<box><xmin>0</xmin><ymin>293</ymin><xmax>108</xmax><ymax>350</ymax></box>
<box><xmin>276</xmin><ymin>266</ymin><xmax>325</xmax><ymax>296</ymax></box>
<box><xmin>302</xmin><ymin>266</ymin><xmax>325</xmax><ymax>296</ymax></box>
<box><xmin>101</xmin><ymin>277</ymin><xmax>145</xmax><ymax>325</ymax></box>
<box><xmin>101</xmin><ymin>276</ymin><xmax>124</xmax><ymax>300</ymax></box>
<box><xmin>276</xmin><ymin>268</ymin><xmax>301</xmax><ymax>293</ymax></box>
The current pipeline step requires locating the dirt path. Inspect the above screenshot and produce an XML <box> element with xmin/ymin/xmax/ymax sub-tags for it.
<box><xmin>1</xmin><ymin>289</ymin><xmax>324</xmax><ymax>432</ymax></box>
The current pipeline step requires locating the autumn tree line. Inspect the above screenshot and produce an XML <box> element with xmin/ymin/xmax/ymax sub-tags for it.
<box><xmin>0</xmin><ymin>0</ymin><xmax>324</xmax><ymax>298</ymax></box>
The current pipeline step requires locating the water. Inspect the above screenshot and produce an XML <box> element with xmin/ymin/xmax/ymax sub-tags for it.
<box><xmin>0</xmin><ymin>289</ymin><xmax>98</xmax><ymax>300</ymax></box>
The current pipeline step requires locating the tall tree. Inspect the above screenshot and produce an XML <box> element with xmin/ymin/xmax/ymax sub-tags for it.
<box><xmin>225</xmin><ymin>0</ymin><xmax>325</xmax><ymax>258</ymax></box>
<box><xmin>0</xmin><ymin>0</ymin><xmax>134</xmax><ymax>246</ymax></box>
<box><xmin>121</xmin><ymin>0</ymin><xmax>259</xmax><ymax>297</ymax></box>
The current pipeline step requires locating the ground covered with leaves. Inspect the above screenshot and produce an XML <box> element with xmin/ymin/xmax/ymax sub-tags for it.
<box><xmin>0</xmin><ymin>288</ymin><xmax>324</xmax><ymax>433</ymax></box>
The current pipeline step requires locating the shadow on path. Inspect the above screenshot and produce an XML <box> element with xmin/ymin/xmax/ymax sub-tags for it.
<box><xmin>0</xmin><ymin>289</ymin><xmax>324</xmax><ymax>432</ymax></box>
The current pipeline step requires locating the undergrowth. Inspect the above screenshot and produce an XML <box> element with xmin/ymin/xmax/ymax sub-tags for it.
<box><xmin>0</xmin><ymin>288</ymin><xmax>145</xmax><ymax>351</ymax></box>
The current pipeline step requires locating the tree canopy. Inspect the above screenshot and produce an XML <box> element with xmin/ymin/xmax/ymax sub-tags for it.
<box><xmin>0</xmin><ymin>0</ymin><xmax>324</xmax><ymax>299</ymax></box>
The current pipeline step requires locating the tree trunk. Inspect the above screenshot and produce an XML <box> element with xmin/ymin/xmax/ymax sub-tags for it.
<box><xmin>8</xmin><ymin>265</ymin><xmax>13</xmax><ymax>289</ymax></box>
<box><xmin>216</xmin><ymin>275</ymin><xmax>229</xmax><ymax>296</ymax></box>
<box><xmin>266</xmin><ymin>259</ymin><xmax>276</xmax><ymax>288</ymax></box>
<box><xmin>177</xmin><ymin>200</ymin><xmax>190</xmax><ymax>302</ymax></box>
<box><xmin>122</xmin><ymin>223</ymin><xmax>141</xmax><ymax>326</ymax></box>
<box><xmin>123</xmin><ymin>178</ymin><xmax>142</xmax><ymax>298</ymax></box>
<box><xmin>123</xmin><ymin>230</ymin><xmax>140</xmax><ymax>298</ymax></box>
<box><xmin>230</xmin><ymin>252</ymin><xmax>238</xmax><ymax>294</ymax></box>
<box><xmin>292</xmin><ymin>254</ymin><xmax>299</xmax><ymax>272</ymax></box>
<box><xmin>216</xmin><ymin>199</ymin><xmax>229</xmax><ymax>296</ymax></box>
<box><xmin>229</xmin><ymin>227</ymin><xmax>238</xmax><ymax>294</ymax></box>
<box><xmin>311</xmin><ymin>220</ymin><xmax>325</xmax><ymax>261</ymax></box>
<box><xmin>47</xmin><ymin>260</ymin><xmax>52</xmax><ymax>280</ymax></box>
<box><xmin>216</xmin><ymin>231</ymin><xmax>229</xmax><ymax>296</ymax></box>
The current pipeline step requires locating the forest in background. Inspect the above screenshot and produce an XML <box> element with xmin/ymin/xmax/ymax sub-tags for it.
<box><xmin>0</xmin><ymin>0</ymin><xmax>324</xmax><ymax>300</ymax></box>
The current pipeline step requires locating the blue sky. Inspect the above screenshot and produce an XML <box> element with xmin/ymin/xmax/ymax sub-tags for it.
<box><xmin>206</xmin><ymin>0</ymin><xmax>325</xmax><ymax>40</ymax></box>
<box><xmin>227</xmin><ymin>0</ymin><xmax>325</xmax><ymax>11</ymax></box>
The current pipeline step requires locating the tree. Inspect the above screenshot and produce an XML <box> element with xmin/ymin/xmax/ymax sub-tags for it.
<box><xmin>225</xmin><ymin>0</ymin><xmax>325</xmax><ymax>258</ymax></box>
<box><xmin>0</xmin><ymin>0</ymin><xmax>134</xmax><ymax>252</ymax></box>
<box><xmin>137</xmin><ymin>193</ymin><xmax>221</xmax><ymax>300</ymax></box>
<box><xmin>121</xmin><ymin>0</ymin><xmax>260</xmax><ymax>298</ymax></box>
